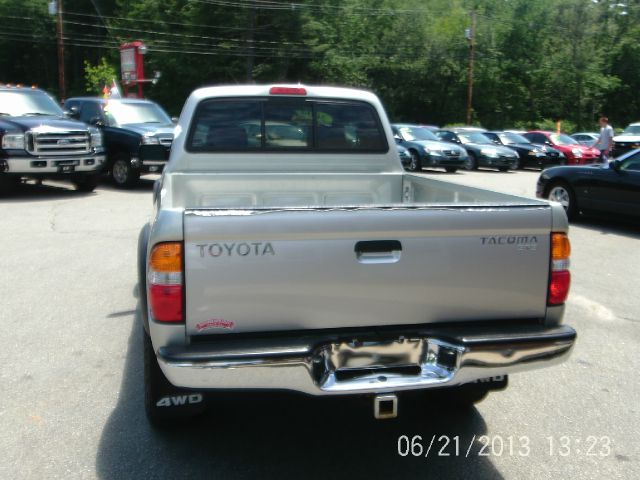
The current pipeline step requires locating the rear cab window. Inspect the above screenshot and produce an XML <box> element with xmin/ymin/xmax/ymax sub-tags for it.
<box><xmin>186</xmin><ymin>98</ymin><xmax>387</xmax><ymax>153</ymax></box>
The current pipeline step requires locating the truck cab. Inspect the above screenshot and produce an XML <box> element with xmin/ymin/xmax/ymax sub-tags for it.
<box><xmin>64</xmin><ymin>97</ymin><xmax>174</xmax><ymax>188</ymax></box>
<box><xmin>0</xmin><ymin>85</ymin><xmax>105</xmax><ymax>192</ymax></box>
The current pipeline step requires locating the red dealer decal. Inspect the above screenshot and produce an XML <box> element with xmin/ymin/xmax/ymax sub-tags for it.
<box><xmin>196</xmin><ymin>319</ymin><xmax>235</xmax><ymax>332</ymax></box>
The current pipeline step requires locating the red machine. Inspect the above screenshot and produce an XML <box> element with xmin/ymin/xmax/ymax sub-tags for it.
<box><xmin>119</xmin><ymin>41</ymin><xmax>155</xmax><ymax>98</ymax></box>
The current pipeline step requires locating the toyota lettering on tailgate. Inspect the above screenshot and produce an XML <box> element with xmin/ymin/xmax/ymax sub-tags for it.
<box><xmin>196</xmin><ymin>242</ymin><xmax>275</xmax><ymax>257</ymax></box>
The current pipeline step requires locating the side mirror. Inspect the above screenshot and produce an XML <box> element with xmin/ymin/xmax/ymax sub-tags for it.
<box><xmin>66</xmin><ymin>106</ymin><xmax>80</xmax><ymax>119</ymax></box>
<box><xmin>171</xmin><ymin>117</ymin><xmax>179</xmax><ymax>124</ymax></box>
<box><xmin>90</xmin><ymin>116</ymin><xmax>105</xmax><ymax>127</ymax></box>
<box><xmin>394</xmin><ymin>135</ymin><xmax>402</xmax><ymax>143</ymax></box>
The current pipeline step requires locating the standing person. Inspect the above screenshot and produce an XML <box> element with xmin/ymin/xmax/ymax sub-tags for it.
<box><xmin>594</xmin><ymin>116</ymin><xmax>614</xmax><ymax>167</ymax></box>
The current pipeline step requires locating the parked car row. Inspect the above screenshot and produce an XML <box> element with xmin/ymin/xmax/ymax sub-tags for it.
<box><xmin>428</xmin><ymin>120</ymin><xmax>640</xmax><ymax>160</ymax></box>
<box><xmin>392</xmin><ymin>124</ymin><xmax>468</xmax><ymax>172</ymax></box>
<box><xmin>393</xmin><ymin>124</ymin><xmax>573</xmax><ymax>172</ymax></box>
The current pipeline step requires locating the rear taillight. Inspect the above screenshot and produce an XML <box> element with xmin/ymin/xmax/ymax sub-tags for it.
<box><xmin>548</xmin><ymin>233</ymin><xmax>571</xmax><ymax>305</ymax></box>
<box><xmin>148</xmin><ymin>242</ymin><xmax>183</xmax><ymax>322</ymax></box>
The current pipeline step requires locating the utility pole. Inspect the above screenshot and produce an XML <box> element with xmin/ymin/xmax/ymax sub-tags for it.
<box><xmin>56</xmin><ymin>0</ymin><xmax>66</xmax><ymax>101</ymax></box>
<box><xmin>465</xmin><ymin>10</ymin><xmax>476</xmax><ymax>125</ymax></box>
<box><xmin>246</xmin><ymin>0</ymin><xmax>255</xmax><ymax>83</ymax></box>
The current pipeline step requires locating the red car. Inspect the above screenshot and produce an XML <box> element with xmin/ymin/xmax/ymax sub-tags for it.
<box><xmin>524</xmin><ymin>130</ymin><xmax>600</xmax><ymax>165</ymax></box>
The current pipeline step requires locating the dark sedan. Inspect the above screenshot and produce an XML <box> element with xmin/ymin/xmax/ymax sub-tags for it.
<box><xmin>392</xmin><ymin>124</ymin><xmax>468</xmax><ymax>172</ymax></box>
<box><xmin>435</xmin><ymin>129</ymin><xmax>519</xmax><ymax>171</ymax></box>
<box><xmin>536</xmin><ymin>149</ymin><xmax>640</xmax><ymax>220</ymax></box>
<box><xmin>484</xmin><ymin>131</ymin><xmax>566</xmax><ymax>170</ymax></box>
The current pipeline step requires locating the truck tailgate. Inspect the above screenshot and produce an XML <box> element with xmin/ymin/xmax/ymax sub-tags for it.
<box><xmin>183</xmin><ymin>206</ymin><xmax>551</xmax><ymax>335</ymax></box>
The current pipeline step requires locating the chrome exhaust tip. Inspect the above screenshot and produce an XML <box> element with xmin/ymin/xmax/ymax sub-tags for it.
<box><xmin>374</xmin><ymin>394</ymin><xmax>398</xmax><ymax>419</ymax></box>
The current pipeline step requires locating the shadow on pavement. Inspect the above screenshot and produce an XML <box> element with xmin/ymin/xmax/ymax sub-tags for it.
<box><xmin>0</xmin><ymin>175</ymin><xmax>156</xmax><ymax>201</ymax></box>
<box><xmin>573</xmin><ymin>215</ymin><xmax>640</xmax><ymax>240</ymax></box>
<box><xmin>97</xmin><ymin>176</ymin><xmax>157</xmax><ymax>193</ymax></box>
<box><xmin>97</xmin><ymin>306</ymin><xmax>504</xmax><ymax>480</ymax></box>
<box><xmin>0</xmin><ymin>180</ymin><xmax>92</xmax><ymax>202</ymax></box>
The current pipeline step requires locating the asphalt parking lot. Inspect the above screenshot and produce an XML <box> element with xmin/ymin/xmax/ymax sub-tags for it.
<box><xmin>1</xmin><ymin>170</ymin><xmax>638</xmax><ymax>479</ymax></box>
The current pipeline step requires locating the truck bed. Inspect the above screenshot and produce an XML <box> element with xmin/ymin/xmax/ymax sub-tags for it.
<box><xmin>165</xmin><ymin>171</ymin><xmax>548</xmax><ymax>208</ymax></box>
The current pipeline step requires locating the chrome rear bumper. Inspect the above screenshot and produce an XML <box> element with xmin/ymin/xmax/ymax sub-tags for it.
<box><xmin>156</xmin><ymin>324</ymin><xmax>576</xmax><ymax>396</ymax></box>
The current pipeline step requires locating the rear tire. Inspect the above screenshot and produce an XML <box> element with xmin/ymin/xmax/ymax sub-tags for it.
<box><xmin>144</xmin><ymin>330</ymin><xmax>207</xmax><ymax>428</ymax></box>
<box><xmin>444</xmin><ymin>167</ymin><xmax>458</xmax><ymax>173</ymax></box>
<box><xmin>466</xmin><ymin>154</ymin><xmax>478</xmax><ymax>170</ymax></box>
<box><xmin>111</xmin><ymin>153</ymin><xmax>139</xmax><ymax>189</ymax></box>
<box><xmin>137</xmin><ymin>223</ymin><xmax>150</xmax><ymax>330</ymax></box>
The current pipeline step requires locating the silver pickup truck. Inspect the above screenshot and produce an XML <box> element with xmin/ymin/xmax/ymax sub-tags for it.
<box><xmin>137</xmin><ymin>85</ymin><xmax>576</xmax><ymax>426</ymax></box>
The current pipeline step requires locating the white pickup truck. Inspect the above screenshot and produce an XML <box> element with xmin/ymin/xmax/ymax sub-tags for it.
<box><xmin>137</xmin><ymin>85</ymin><xmax>576</xmax><ymax>426</ymax></box>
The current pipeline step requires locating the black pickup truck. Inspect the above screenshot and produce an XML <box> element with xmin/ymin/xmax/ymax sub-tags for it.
<box><xmin>63</xmin><ymin>97</ymin><xmax>174</xmax><ymax>188</ymax></box>
<box><xmin>0</xmin><ymin>85</ymin><xmax>105</xmax><ymax>192</ymax></box>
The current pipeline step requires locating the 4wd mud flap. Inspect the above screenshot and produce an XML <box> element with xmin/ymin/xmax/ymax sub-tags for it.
<box><xmin>156</xmin><ymin>393</ymin><xmax>205</xmax><ymax>408</ymax></box>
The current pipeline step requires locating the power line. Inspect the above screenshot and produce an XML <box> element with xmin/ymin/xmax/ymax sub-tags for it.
<box><xmin>60</xmin><ymin>18</ymin><xmax>311</xmax><ymax>49</ymax></box>
<box><xmin>0</xmin><ymin>29</ymin><xmax>468</xmax><ymax>62</ymax></box>
<box><xmin>0</xmin><ymin>15</ymin><xmax>471</xmax><ymax>58</ymax></box>
<box><xmin>64</xmin><ymin>10</ymin><xmax>258</xmax><ymax>32</ymax></box>
<box><xmin>191</xmin><ymin>0</ymin><xmax>431</xmax><ymax>15</ymax></box>
<box><xmin>87</xmin><ymin>0</ymin><xmax>121</xmax><ymax>43</ymax></box>
<box><xmin>61</xmin><ymin>9</ymin><xmax>415</xmax><ymax>41</ymax></box>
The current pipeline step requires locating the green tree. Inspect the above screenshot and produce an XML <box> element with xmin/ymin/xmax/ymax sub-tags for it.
<box><xmin>0</xmin><ymin>0</ymin><xmax>56</xmax><ymax>89</ymax></box>
<box><xmin>84</xmin><ymin>57</ymin><xmax>117</xmax><ymax>95</ymax></box>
